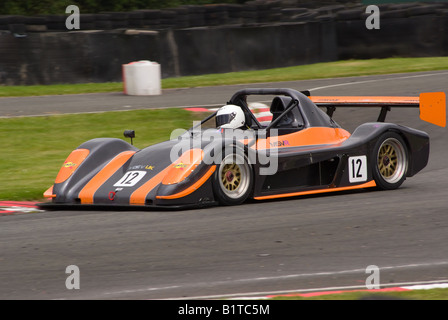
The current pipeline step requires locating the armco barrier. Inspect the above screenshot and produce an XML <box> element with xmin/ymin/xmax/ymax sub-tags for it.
<box><xmin>0</xmin><ymin>2</ymin><xmax>447</xmax><ymax>85</ymax></box>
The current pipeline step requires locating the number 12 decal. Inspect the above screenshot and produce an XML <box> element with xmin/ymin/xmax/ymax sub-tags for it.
<box><xmin>114</xmin><ymin>171</ymin><xmax>147</xmax><ymax>187</ymax></box>
<box><xmin>348</xmin><ymin>156</ymin><xmax>367</xmax><ymax>183</ymax></box>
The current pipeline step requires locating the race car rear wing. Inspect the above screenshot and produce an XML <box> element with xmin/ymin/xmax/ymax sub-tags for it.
<box><xmin>309</xmin><ymin>92</ymin><xmax>446</xmax><ymax>128</ymax></box>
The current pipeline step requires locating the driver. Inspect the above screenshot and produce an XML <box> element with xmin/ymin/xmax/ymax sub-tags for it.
<box><xmin>215</xmin><ymin>104</ymin><xmax>247</xmax><ymax>129</ymax></box>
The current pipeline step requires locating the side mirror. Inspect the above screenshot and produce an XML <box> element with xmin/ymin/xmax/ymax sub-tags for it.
<box><xmin>124</xmin><ymin>130</ymin><xmax>135</xmax><ymax>145</ymax></box>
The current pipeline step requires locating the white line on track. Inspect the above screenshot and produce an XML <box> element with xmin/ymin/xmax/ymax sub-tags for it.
<box><xmin>186</xmin><ymin>280</ymin><xmax>448</xmax><ymax>300</ymax></box>
<box><xmin>103</xmin><ymin>260</ymin><xmax>448</xmax><ymax>299</ymax></box>
<box><xmin>3</xmin><ymin>71</ymin><xmax>447</xmax><ymax>119</ymax></box>
<box><xmin>308</xmin><ymin>71</ymin><xmax>448</xmax><ymax>91</ymax></box>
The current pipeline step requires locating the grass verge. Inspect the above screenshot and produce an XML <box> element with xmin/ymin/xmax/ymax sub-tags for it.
<box><xmin>0</xmin><ymin>108</ymin><xmax>200</xmax><ymax>201</ymax></box>
<box><xmin>1</xmin><ymin>57</ymin><xmax>447</xmax><ymax>97</ymax></box>
<box><xmin>270</xmin><ymin>287</ymin><xmax>448</xmax><ymax>300</ymax></box>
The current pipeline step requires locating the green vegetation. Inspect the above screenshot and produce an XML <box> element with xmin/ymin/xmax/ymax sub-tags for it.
<box><xmin>270</xmin><ymin>287</ymin><xmax>448</xmax><ymax>300</ymax></box>
<box><xmin>0</xmin><ymin>82</ymin><xmax>123</xmax><ymax>98</ymax></box>
<box><xmin>0</xmin><ymin>0</ymin><xmax>247</xmax><ymax>15</ymax></box>
<box><xmin>163</xmin><ymin>57</ymin><xmax>448</xmax><ymax>88</ymax></box>
<box><xmin>1</xmin><ymin>57</ymin><xmax>448</xmax><ymax>97</ymax></box>
<box><xmin>0</xmin><ymin>108</ymin><xmax>201</xmax><ymax>201</ymax></box>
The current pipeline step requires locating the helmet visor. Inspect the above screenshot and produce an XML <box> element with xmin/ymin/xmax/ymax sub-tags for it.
<box><xmin>216</xmin><ymin>113</ymin><xmax>236</xmax><ymax>127</ymax></box>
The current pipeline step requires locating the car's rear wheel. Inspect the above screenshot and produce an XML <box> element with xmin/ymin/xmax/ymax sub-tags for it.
<box><xmin>213</xmin><ymin>149</ymin><xmax>253</xmax><ymax>205</ymax></box>
<box><xmin>372</xmin><ymin>132</ymin><xmax>408</xmax><ymax>190</ymax></box>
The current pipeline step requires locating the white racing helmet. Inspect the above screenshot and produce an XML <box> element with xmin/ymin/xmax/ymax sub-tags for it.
<box><xmin>216</xmin><ymin>104</ymin><xmax>245</xmax><ymax>129</ymax></box>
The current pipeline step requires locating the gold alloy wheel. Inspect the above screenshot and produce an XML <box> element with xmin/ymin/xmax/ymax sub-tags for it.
<box><xmin>377</xmin><ymin>138</ymin><xmax>407</xmax><ymax>184</ymax></box>
<box><xmin>378</xmin><ymin>143</ymin><xmax>397</xmax><ymax>178</ymax></box>
<box><xmin>221</xmin><ymin>163</ymin><xmax>241</xmax><ymax>191</ymax></box>
<box><xmin>218</xmin><ymin>153</ymin><xmax>251</xmax><ymax>199</ymax></box>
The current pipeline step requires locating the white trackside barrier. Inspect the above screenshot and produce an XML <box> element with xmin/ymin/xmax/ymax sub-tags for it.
<box><xmin>122</xmin><ymin>60</ymin><xmax>161</xmax><ymax>95</ymax></box>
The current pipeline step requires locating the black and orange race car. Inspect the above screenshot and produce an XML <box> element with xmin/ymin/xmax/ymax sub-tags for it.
<box><xmin>39</xmin><ymin>88</ymin><xmax>445</xmax><ymax>210</ymax></box>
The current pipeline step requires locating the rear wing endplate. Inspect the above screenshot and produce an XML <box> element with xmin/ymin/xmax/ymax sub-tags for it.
<box><xmin>309</xmin><ymin>92</ymin><xmax>446</xmax><ymax>127</ymax></box>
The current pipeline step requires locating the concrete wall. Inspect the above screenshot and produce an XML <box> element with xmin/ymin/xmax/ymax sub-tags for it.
<box><xmin>160</xmin><ymin>21</ymin><xmax>337</xmax><ymax>78</ymax></box>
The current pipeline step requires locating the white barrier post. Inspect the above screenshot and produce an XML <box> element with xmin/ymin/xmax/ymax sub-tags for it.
<box><xmin>123</xmin><ymin>60</ymin><xmax>161</xmax><ymax>96</ymax></box>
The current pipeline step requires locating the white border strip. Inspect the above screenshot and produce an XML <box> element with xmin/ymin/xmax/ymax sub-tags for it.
<box><xmin>174</xmin><ymin>280</ymin><xmax>448</xmax><ymax>300</ymax></box>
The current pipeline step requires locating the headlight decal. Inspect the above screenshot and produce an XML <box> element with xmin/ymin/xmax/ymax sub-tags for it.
<box><xmin>55</xmin><ymin>149</ymin><xmax>90</xmax><ymax>184</ymax></box>
<box><xmin>161</xmin><ymin>149</ymin><xmax>204</xmax><ymax>185</ymax></box>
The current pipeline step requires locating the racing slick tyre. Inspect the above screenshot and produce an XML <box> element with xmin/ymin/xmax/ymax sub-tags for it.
<box><xmin>212</xmin><ymin>148</ymin><xmax>254</xmax><ymax>206</ymax></box>
<box><xmin>372</xmin><ymin>132</ymin><xmax>408</xmax><ymax>190</ymax></box>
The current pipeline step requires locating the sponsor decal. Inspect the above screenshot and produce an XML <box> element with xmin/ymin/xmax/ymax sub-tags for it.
<box><xmin>63</xmin><ymin>161</ymin><xmax>77</xmax><ymax>168</ymax></box>
<box><xmin>129</xmin><ymin>164</ymin><xmax>155</xmax><ymax>171</ymax></box>
<box><xmin>270</xmin><ymin>140</ymin><xmax>290</xmax><ymax>147</ymax></box>
<box><xmin>174</xmin><ymin>162</ymin><xmax>187</xmax><ymax>169</ymax></box>
<box><xmin>108</xmin><ymin>191</ymin><xmax>116</xmax><ymax>201</ymax></box>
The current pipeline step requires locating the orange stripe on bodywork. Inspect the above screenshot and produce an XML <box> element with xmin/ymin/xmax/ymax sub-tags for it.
<box><xmin>129</xmin><ymin>165</ymin><xmax>173</xmax><ymax>205</ymax></box>
<box><xmin>131</xmin><ymin>149</ymin><xmax>206</xmax><ymax>204</ymax></box>
<box><xmin>43</xmin><ymin>185</ymin><xmax>55</xmax><ymax>198</ymax></box>
<box><xmin>254</xmin><ymin>180</ymin><xmax>376</xmax><ymax>200</ymax></box>
<box><xmin>162</xmin><ymin>149</ymin><xmax>204</xmax><ymax>185</ymax></box>
<box><xmin>78</xmin><ymin>151</ymin><xmax>136</xmax><ymax>204</ymax></box>
<box><xmin>156</xmin><ymin>166</ymin><xmax>216</xmax><ymax>200</ymax></box>
<box><xmin>309</xmin><ymin>96</ymin><xmax>419</xmax><ymax>105</ymax></box>
<box><xmin>55</xmin><ymin>149</ymin><xmax>90</xmax><ymax>184</ymax></box>
<box><xmin>255</xmin><ymin>127</ymin><xmax>351</xmax><ymax>150</ymax></box>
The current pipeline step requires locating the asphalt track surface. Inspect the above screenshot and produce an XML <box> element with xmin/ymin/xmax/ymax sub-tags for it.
<box><xmin>1</xmin><ymin>71</ymin><xmax>447</xmax><ymax>300</ymax></box>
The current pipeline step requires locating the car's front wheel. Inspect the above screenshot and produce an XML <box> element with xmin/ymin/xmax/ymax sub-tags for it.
<box><xmin>212</xmin><ymin>149</ymin><xmax>253</xmax><ymax>205</ymax></box>
<box><xmin>372</xmin><ymin>132</ymin><xmax>408</xmax><ymax>190</ymax></box>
